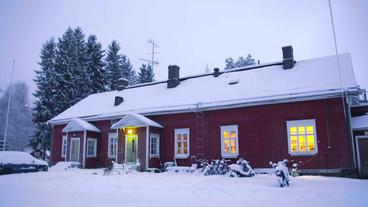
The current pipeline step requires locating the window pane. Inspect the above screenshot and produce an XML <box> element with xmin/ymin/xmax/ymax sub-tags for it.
<box><xmin>298</xmin><ymin>126</ymin><xmax>305</xmax><ymax>134</ymax></box>
<box><xmin>177</xmin><ymin>148</ymin><xmax>182</xmax><ymax>154</ymax></box>
<box><xmin>183</xmin><ymin>148</ymin><xmax>188</xmax><ymax>154</ymax></box>
<box><xmin>177</xmin><ymin>134</ymin><xmax>182</xmax><ymax>141</ymax></box>
<box><xmin>230</xmin><ymin>131</ymin><xmax>237</xmax><ymax>138</ymax></box>
<box><xmin>224</xmin><ymin>140</ymin><xmax>230</xmax><ymax>152</ymax></box>
<box><xmin>183</xmin><ymin>134</ymin><xmax>188</xmax><ymax>141</ymax></box>
<box><xmin>299</xmin><ymin>135</ymin><xmax>306</xmax><ymax>152</ymax></box>
<box><xmin>290</xmin><ymin>127</ymin><xmax>297</xmax><ymax>135</ymax></box>
<box><xmin>230</xmin><ymin>139</ymin><xmax>237</xmax><ymax>153</ymax></box>
<box><xmin>223</xmin><ymin>131</ymin><xmax>229</xmax><ymax>139</ymax></box>
<box><xmin>307</xmin><ymin>135</ymin><xmax>315</xmax><ymax>151</ymax></box>
<box><xmin>306</xmin><ymin>126</ymin><xmax>314</xmax><ymax>134</ymax></box>
<box><xmin>290</xmin><ymin>135</ymin><xmax>298</xmax><ymax>152</ymax></box>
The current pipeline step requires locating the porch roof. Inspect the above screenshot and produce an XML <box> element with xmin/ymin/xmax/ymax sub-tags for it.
<box><xmin>62</xmin><ymin>118</ymin><xmax>101</xmax><ymax>133</ymax></box>
<box><xmin>111</xmin><ymin>112</ymin><xmax>163</xmax><ymax>129</ymax></box>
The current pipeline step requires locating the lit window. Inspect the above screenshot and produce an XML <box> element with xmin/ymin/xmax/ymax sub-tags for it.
<box><xmin>87</xmin><ymin>138</ymin><xmax>97</xmax><ymax>157</ymax></box>
<box><xmin>287</xmin><ymin>119</ymin><xmax>318</xmax><ymax>156</ymax></box>
<box><xmin>221</xmin><ymin>125</ymin><xmax>239</xmax><ymax>158</ymax></box>
<box><xmin>174</xmin><ymin>128</ymin><xmax>190</xmax><ymax>158</ymax></box>
<box><xmin>108</xmin><ymin>133</ymin><xmax>118</xmax><ymax>158</ymax></box>
<box><xmin>61</xmin><ymin>136</ymin><xmax>67</xmax><ymax>158</ymax></box>
<box><xmin>150</xmin><ymin>134</ymin><xmax>160</xmax><ymax>157</ymax></box>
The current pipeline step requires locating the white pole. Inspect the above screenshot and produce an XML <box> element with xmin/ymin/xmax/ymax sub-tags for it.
<box><xmin>3</xmin><ymin>60</ymin><xmax>15</xmax><ymax>151</ymax></box>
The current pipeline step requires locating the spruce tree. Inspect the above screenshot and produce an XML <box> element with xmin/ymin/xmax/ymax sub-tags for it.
<box><xmin>54</xmin><ymin>27</ymin><xmax>89</xmax><ymax>114</ymax></box>
<box><xmin>86</xmin><ymin>35</ymin><xmax>106</xmax><ymax>94</ymax></box>
<box><xmin>138</xmin><ymin>64</ymin><xmax>155</xmax><ymax>83</ymax></box>
<box><xmin>31</xmin><ymin>38</ymin><xmax>57</xmax><ymax>153</ymax></box>
<box><xmin>105</xmin><ymin>40</ymin><xmax>123</xmax><ymax>90</ymax></box>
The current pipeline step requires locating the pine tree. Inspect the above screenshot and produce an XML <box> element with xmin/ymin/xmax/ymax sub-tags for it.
<box><xmin>138</xmin><ymin>64</ymin><xmax>155</xmax><ymax>83</ymax></box>
<box><xmin>31</xmin><ymin>38</ymin><xmax>57</xmax><ymax>153</ymax></box>
<box><xmin>105</xmin><ymin>40</ymin><xmax>123</xmax><ymax>90</ymax></box>
<box><xmin>86</xmin><ymin>35</ymin><xmax>106</xmax><ymax>94</ymax></box>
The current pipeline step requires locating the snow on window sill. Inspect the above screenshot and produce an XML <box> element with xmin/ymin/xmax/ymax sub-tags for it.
<box><xmin>289</xmin><ymin>152</ymin><xmax>317</xmax><ymax>157</ymax></box>
<box><xmin>221</xmin><ymin>153</ymin><xmax>239</xmax><ymax>159</ymax></box>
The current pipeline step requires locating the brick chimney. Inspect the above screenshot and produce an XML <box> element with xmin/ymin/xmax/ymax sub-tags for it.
<box><xmin>282</xmin><ymin>45</ymin><xmax>295</xmax><ymax>69</ymax></box>
<box><xmin>167</xmin><ymin>65</ymin><xmax>180</xmax><ymax>88</ymax></box>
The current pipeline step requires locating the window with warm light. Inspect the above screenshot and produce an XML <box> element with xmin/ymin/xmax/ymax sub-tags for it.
<box><xmin>108</xmin><ymin>133</ymin><xmax>117</xmax><ymax>158</ymax></box>
<box><xmin>287</xmin><ymin>119</ymin><xmax>318</xmax><ymax>156</ymax></box>
<box><xmin>150</xmin><ymin>133</ymin><xmax>160</xmax><ymax>158</ymax></box>
<box><xmin>61</xmin><ymin>136</ymin><xmax>67</xmax><ymax>158</ymax></box>
<box><xmin>87</xmin><ymin>138</ymin><xmax>97</xmax><ymax>157</ymax></box>
<box><xmin>221</xmin><ymin>125</ymin><xmax>239</xmax><ymax>158</ymax></box>
<box><xmin>174</xmin><ymin>128</ymin><xmax>190</xmax><ymax>158</ymax></box>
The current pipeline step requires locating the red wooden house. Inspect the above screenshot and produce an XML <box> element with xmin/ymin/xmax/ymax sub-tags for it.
<box><xmin>49</xmin><ymin>46</ymin><xmax>368</xmax><ymax>175</ymax></box>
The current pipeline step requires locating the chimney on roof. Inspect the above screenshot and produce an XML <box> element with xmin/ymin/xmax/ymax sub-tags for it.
<box><xmin>282</xmin><ymin>45</ymin><xmax>295</xmax><ymax>69</ymax></box>
<box><xmin>117</xmin><ymin>78</ymin><xmax>129</xmax><ymax>91</ymax></box>
<box><xmin>167</xmin><ymin>65</ymin><xmax>180</xmax><ymax>88</ymax></box>
<box><xmin>114</xmin><ymin>96</ymin><xmax>124</xmax><ymax>106</ymax></box>
<box><xmin>213</xmin><ymin>68</ymin><xmax>220</xmax><ymax>77</ymax></box>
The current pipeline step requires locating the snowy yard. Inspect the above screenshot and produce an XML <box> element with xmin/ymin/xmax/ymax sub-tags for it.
<box><xmin>0</xmin><ymin>168</ymin><xmax>367</xmax><ymax>207</ymax></box>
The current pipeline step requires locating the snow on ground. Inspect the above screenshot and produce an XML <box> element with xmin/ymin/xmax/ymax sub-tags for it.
<box><xmin>0</xmin><ymin>168</ymin><xmax>367</xmax><ymax>207</ymax></box>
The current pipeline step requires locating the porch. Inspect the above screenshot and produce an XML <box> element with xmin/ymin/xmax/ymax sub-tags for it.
<box><xmin>111</xmin><ymin>112</ymin><xmax>163</xmax><ymax>171</ymax></box>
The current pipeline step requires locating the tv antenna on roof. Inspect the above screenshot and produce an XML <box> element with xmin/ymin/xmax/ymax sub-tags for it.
<box><xmin>140</xmin><ymin>39</ymin><xmax>159</xmax><ymax>72</ymax></box>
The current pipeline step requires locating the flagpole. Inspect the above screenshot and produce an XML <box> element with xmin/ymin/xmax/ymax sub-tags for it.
<box><xmin>3</xmin><ymin>60</ymin><xmax>15</xmax><ymax>151</ymax></box>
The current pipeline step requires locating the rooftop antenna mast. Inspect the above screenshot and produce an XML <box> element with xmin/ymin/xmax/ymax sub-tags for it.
<box><xmin>140</xmin><ymin>39</ymin><xmax>159</xmax><ymax>72</ymax></box>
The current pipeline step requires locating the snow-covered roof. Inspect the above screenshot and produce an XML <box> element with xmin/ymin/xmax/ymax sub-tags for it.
<box><xmin>111</xmin><ymin>112</ymin><xmax>163</xmax><ymax>129</ymax></box>
<box><xmin>50</xmin><ymin>53</ymin><xmax>358</xmax><ymax>124</ymax></box>
<box><xmin>352</xmin><ymin>114</ymin><xmax>368</xmax><ymax>130</ymax></box>
<box><xmin>62</xmin><ymin>118</ymin><xmax>101</xmax><ymax>132</ymax></box>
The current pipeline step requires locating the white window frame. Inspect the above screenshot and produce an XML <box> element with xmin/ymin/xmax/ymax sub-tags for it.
<box><xmin>108</xmin><ymin>133</ymin><xmax>118</xmax><ymax>158</ymax></box>
<box><xmin>174</xmin><ymin>128</ymin><xmax>190</xmax><ymax>159</ymax></box>
<box><xmin>150</xmin><ymin>133</ymin><xmax>160</xmax><ymax>158</ymax></box>
<box><xmin>286</xmin><ymin>119</ymin><xmax>318</xmax><ymax>156</ymax></box>
<box><xmin>86</xmin><ymin>138</ymin><xmax>97</xmax><ymax>158</ymax></box>
<box><xmin>221</xmin><ymin>125</ymin><xmax>239</xmax><ymax>158</ymax></box>
<box><xmin>61</xmin><ymin>136</ymin><xmax>67</xmax><ymax>158</ymax></box>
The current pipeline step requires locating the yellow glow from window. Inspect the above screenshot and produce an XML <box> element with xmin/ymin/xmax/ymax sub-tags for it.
<box><xmin>299</xmin><ymin>135</ymin><xmax>306</xmax><ymax>152</ymax></box>
<box><xmin>223</xmin><ymin>131</ymin><xmax>229</xmax><ymax>139</ymax></box>
<box><xmin>290</xmin><ymin>135</ymin><xmax>298</xmax><ymax>152</ymax></box>
<box><xmin>290</xmin><ymin>127</ymin><xmax>297</xmax><ymax>135</ymax></box>
<box><xmin>230</xmin><ymin>131</ymin><xmax>237</xmax><ymax>138</ymax></box>
<box><xmin>307</xmin><ymin>135</ymin><xmax>315</xmax><ymax>151</ymax></box>
<box><xmin>298</xmin><ymin>126</ymin><xmax>305</xmax><ymax>134</ymax></box>
<box><xmin>224</xmin><ymin>140</ymin><xmax>230</xmax><ymax>152</ymax></box>
<box><xmin>127</xmin><ymin>129</ymin><xmax>133</xmax><ymax>134</ymax></box>
<box><xmin>230</xmin><ymin>140</ymin><xmax>236</xmax><ymax>153</ymax></box>
<box><xmin>306</xmin><ymin>126</ymin><xmax>314</xmax><ymax>134</ymax></box>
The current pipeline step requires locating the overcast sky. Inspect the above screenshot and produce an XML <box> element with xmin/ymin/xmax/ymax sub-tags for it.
<box><xmin>0</xmin><ymin>0</ymin><xmax>367</xmax><ymax>102</ymax></box>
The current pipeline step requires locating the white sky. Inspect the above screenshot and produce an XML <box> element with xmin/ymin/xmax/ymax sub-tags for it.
<box><xmin>0</xmin><ymin>0</ymin><xmax>367</xmax><ymax>102</ymax></box>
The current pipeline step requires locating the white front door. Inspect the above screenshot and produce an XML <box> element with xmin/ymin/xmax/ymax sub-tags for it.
<box><xmin>125</xmin><ymin>134</ymin><xmax>138</xmax><ymax>163</ymax></box>
<box><xmin>70</xmin><ymin>138</ymin><xmax>80</xmax><ymax>162</ymax></box>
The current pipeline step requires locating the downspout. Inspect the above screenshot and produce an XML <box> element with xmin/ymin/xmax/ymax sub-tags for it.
<box><xmin>65</xmin><ymin>132</ymin><xmax>68</xmax><ymax>161</ymax></box>
<box><xmin>345</xmin><ymin>95</ymin><xmax>357</xmax><ymax>172</ymax></box>
<box><xmin>146</xmin><ymin>125</ymin><xmax>150</xmax><ymax>170</ymax></box>
<box><xmin>50</xmin><ymin>124</ymin><xmax>54</xmax><ymax>164</ymax></box>
<box><xmin>83</xmin><ymin>129</ymin><xmax>86</xmax><ymax>168</ymax></box>
<box><xmin>116</xmin><ymin>128</ymin><xmax>119</xmax><ymax>163</ymax></box>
